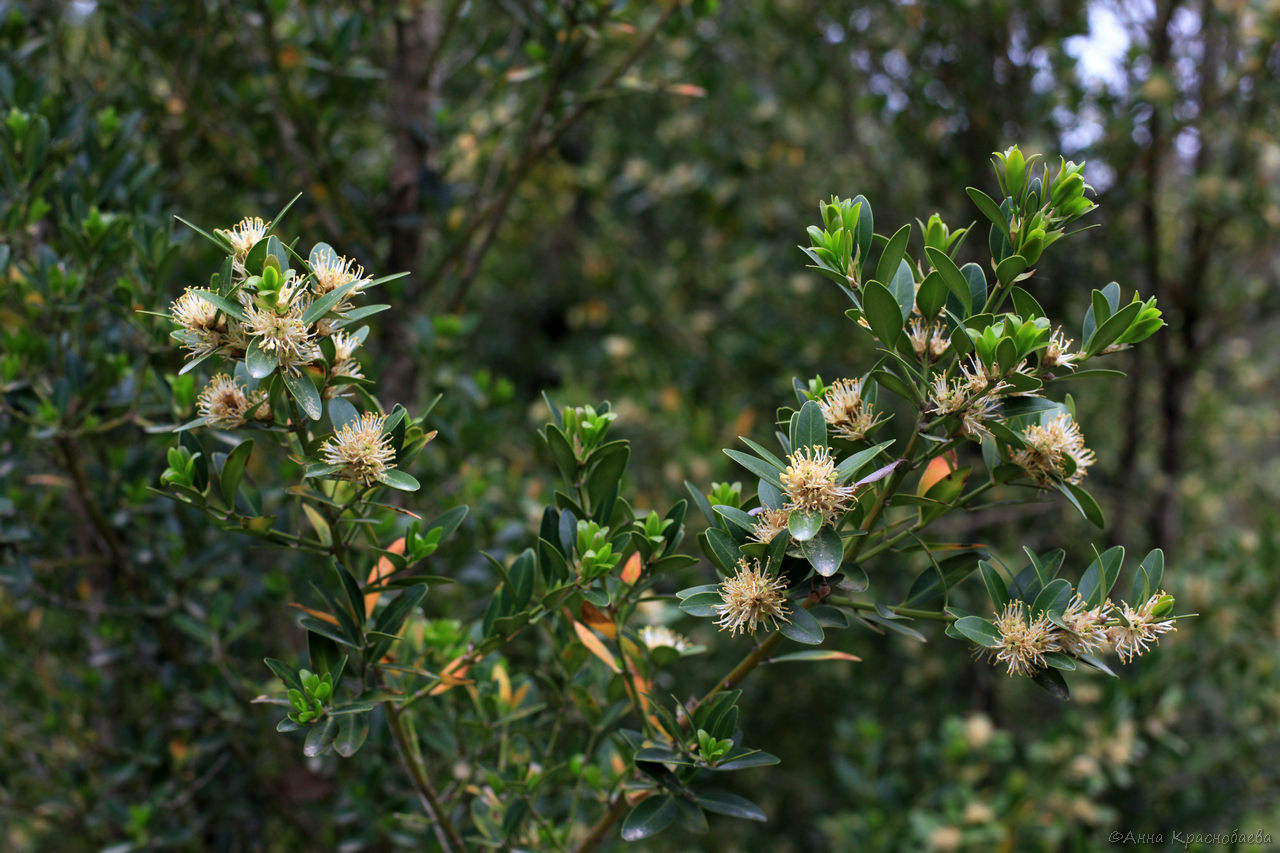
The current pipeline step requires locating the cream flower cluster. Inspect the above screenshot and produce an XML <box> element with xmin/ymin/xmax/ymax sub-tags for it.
<box><xmin>989</xmin><ymin>592</ymin><xmax>1176</xmax><ymax>677</ymax></box>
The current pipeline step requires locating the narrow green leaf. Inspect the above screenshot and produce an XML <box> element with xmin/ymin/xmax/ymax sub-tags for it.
<box><xmin>219</xmin><ymin>439</ymin><xmax>254</xmax><ymax>506</ymax></box>
<box><xmin>695</xmin><ymin>791</ymin><xmax>767</xmax><ymax>822</ymax></box>
<box><xmin>925</xmin><ymin>246</ymin><xmax>971</xmax><ymax>316</ymax></box>
<box><xmin>875</xmin><ymin>223</ymin><xmax>912</xmax><ymax>288</ymax></box>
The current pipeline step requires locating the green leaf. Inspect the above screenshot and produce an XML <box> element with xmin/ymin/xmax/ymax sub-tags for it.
<box><xmin>1079</xmin><ymin>546</ymin><xmax>1125</xmax><ymax>608</ymax></box>
<box><xmin>282</xmin><ymin>369</ymin><xmax>322</xmax><ymax>420</ymax></box>
<box><xmin>712</xmin><ymin>748</ymin><xmax>781</xmax><ymax>771</ymax></box>
<box><xmin>1031</xmin><ymin>578</ymin><xmax>1073</xmax><ymax>617</ymax></box>
<box><xmin>953</xmin><ymin>615</ymin><xmax>1001</xmax><ymax>648</ymax></box>
<box><xmin>779</xmin><ymin>606</ymin><xmax>824</xmax><ymax>645</ymax></box>
<box><xmin>713</xmin><ymin>504</ymin><xmax>758</xmax><ymax>534</ymax></box>
<box><xmin>790</xmin><ymin>399</ymin><xmax>828</xmax><ymax>452</ymax></box>
<box><xmin>301</xmin><ymin>280</ymin><xmax>359</xmax><ymax>325</ymax></box>
<box><xmin>1085</xmin><ymin>298</ymin><xmax>1142</xmax><ymax>357</ymax></box>
<box><xmin>994</xmin><ymin>254</ymin><xmax>1028</xmax><ymax>288</ymax></box>
<box><xmin>219</xmin><ymin>439</ymin><xmax>254</xmax><ymax>506</ymax></box>
<box><xmin>174</xmin><ymin>215</ymin><xmax>232</xmax><ymax>252</ymax></box>
<box><xmin>376</xmin><ymin>469</ymin><xmax>420</xmax><ymax>492</ymax></box>
<box><xmin>1031</xmin><ymin>666</ymin><xmax>1070</xmax><ymax>701</ymax></box>
<box><xmin>303</xmin><ymin>717</ymin><xmax>339</xmax><ymax>757</ymax></box>
<box><xmin>191</xmin><ymin>289</ymin><xmax>246</xmax><ymax>321</ymax></box>
<box><xmin>902</xmin><ymin>554</ymin><xmax>981</xmax><ymax>608</ymax></box>
<box><xmin>334</xmin><ymin>712</ymin><xmax>370</xmax><ymax>758</ymax></box>
<box><xmin>703</xmin><ymin>527</ymin><xmax>742</xmax><ymax>572</ymax></box>
<box><xmin>245</xmin><ymin>338</ymin><xmax>277</xmax><ymax>379</ymax></box>
<box><xmin>916</xmin><ymin>271</ymin><xmax>948</xmax><ymax>319</ymax></box>
<box><xmin>786</xmin><ymin>509</ymin><xmax>823</xmax><ymax>542</ymax></box>
<box><xmin>309</xmin><ymin>241</ymin><xmax>339</xmax><ymax>269</ymax></box>
<box><xmin>328</xmin><ymin>396</ymin><xmax>359</xmax><ymax>430</ymax></box>
<box><xmin>875</xmin><ymin>223</ymin><xmax>912</xmax><ymax>289</ymax></box>
<box><xmin>835</xmin><ymin>439</ymin><xmax>895</xmax><ymax>482</ymax></box>
<box><xmin>979</xmin><ymin>560</ymin><xmax>1011</xmax><ymax>613</ymax></box>
<box><xmin>924</xmin><ymin>246</ymin><xmax>971</xmax><ymax>316</ymax></box>
<box><xmin>695</xmin><ymin>791</ymin><xmax>767</xmax><ymax>822</ymax></box>
<box><xmin>621</xmin><ymin>795</ymin><xmax>678</xmax><ymax>841</ymax></box>
<box><xmin>801</xmin><ymin>526</ymin><xmax>843</xmax><ymax>577</ymax></box>
<box><xmin>1058</xmin><ymin>481</ymin><xmax>1105</xmax><ymax>528</ymax></box>
<box><xmin>862</xmin><ymin>280</ymin><xmax>904</xmax><ymax>346</ymax></box>
<box><xmin>1131</xmin><ymin>548</ymin><xmax>1165</xmax><ymax>602</ymax></box>
<box><xmin>889</xmin><ymin>259</ymin><xmax>916</xmax><ymax>322</ymax></box>
<box><xmin>769</xmin><ymin>649</ymin><xmax>861</xmax><ymax>664</ymax></box>
<box><xmin>1044</xmin><ymin>651</ymin><xmax>1077</xmax><ymax>671</ymax></box>
<box><xmin>965</xmin><ymin>187</ymin><xmax>1010</xmax><ymax>237</ymax></box>
<box><xmin>679</xmin><ymin>592</ymin><xmax>723</xmax><ymax>618</ymax></box>
<box><xmin>724</xmin><ymin>450</ymin><xmax>784</xmax><ymax>492</ymax></box>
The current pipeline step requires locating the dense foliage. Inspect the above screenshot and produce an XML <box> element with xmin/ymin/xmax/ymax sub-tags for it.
<box><xmin>3</xmin><ymin>1</ymin><xmax>1278</xmax><ymax>850</ymax></box>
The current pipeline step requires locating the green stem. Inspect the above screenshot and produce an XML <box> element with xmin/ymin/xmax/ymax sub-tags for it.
<box><xmin>384</xmin><ymin>700</ymin><xmax>464</xmax><ymax>852</ymax></box>
<box><xmin>831</xmin><ymin>598</ymin><xmax>956</xmax><ymax>622</ymax></box>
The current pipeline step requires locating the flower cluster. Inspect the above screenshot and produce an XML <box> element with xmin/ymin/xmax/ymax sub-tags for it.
<box><xmin>926</xmin><ymin>360</ymin><xmax>1011</xmax><ymax>440</ymax></box>
<box><xmin>196</xmin><ymin>373</ymin><xmax>269</xmax><ymax>428</ymax></box>
<box><xmin>168</xmin><ymin>217</ymin><xmax>371</xmax><ymax>382</ymax></box>
<box><xmin>712</xmin><ymin>558</ymin><xmax>791</xmax><ymax>636</ymax></box>
<box><xmin>818</xmin><ymin>378</ymin><xmax>884</xmax><ymax>441</ymax></box>
<box><xmin>321</xmin><ymin>412</ymin><xmax>396</xmax><ymax>486</ymax></box>
<box><xmin>780</xmin><ymin>445</ymin><xmax>857</xmax><ymax>521</ymax></box>
<box><xmin>749</xmin><ymin>506</ymin><xmax>792</xmax><ymax>544</ymax></box>
<box><xmin>1011</xmin><ymin>412</ymin><xmax>1097</xmax><ymax>486</ymax></box>
<box><xmin>989</xmin><ymin>591</ymin><xmax>1176</xmax><ymax>677</ymax></box>
<box><xmin>906</xmin><ymin>318</ymin><xmax>950</xmax><ymax>361</ymax></box>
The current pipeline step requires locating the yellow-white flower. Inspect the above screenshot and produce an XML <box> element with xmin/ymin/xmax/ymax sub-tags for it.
<box><xmin>640</xmin><ymin>625</ymin><xmax>690</xmax><ymax>652</ymax></box>
<box><xmin>992</xmin><ymin>600</ymin><xmax>1060</xmax><ymax>677</ymax></box>
<box><xmin>1107</xmin><ymin>591</ymin><xmax>1176</xmax><ymax>663</ymax></box>
<box><xmin>711</xmin><ymin>558</ymin><xmax>791</xmax><ymax>636</ymax></box>
<box><xmin>243</xmin><ymin>304</ymin><xmax>316</xmax><ymax>369</ymax></box>
<box><xmin>780</xmin><ymin>445</ymin><xmax>856</xmax><ymax>521</ymax></box>
<box><xmin>321</xmin><ymin>412</ymin><xmax>395</xmax><ymax>485</ymax></box>
<box><xmin>1056</xmin><ymin>595</ymin><xmax>1111</xmax><ymax>657</ymax></box>
<box><xmin>1012</xmin><ymin>412</ymin><xmax>1096</xmax><ymax>486</ymax></box>
<box><xmin>1042</xmin><ymin>327</ymin><xmax>1078</xmax><ymax>370</ymax></box>
<box><xmin>749</xmin><ymin>506</ymin><xmax>791</xmax><ymax>544</ymax></box>
<box><xmin>197</xmin><ymin>374</ymin><xmax>252</xmax><ymax>428</ymax></box>
<box><xmin>170</xmin><ymin>288</ymin><xmax>228</xmax><ymax>357</ymax></box>
<box><xmin>217</xmin><ymin>217</ymin><xmax>269</xmax><ymax>271</ymax></box>
<box><xmin>311</xmin><ymin>252</ymin><xmax>370</xmax><ymax>297</ymax></box>
<box><xmin>819</xmin><ymin>378</ymin><xmax>883</xmax><ymax>441</ymax></box>
<box><xmin>906</xmin><ymin>318</ymin><xmax>950</xmax><ymax>361</ymax></box>
<box><xmin>330</xmin><ymin>330</ymin><xmax>364</xmax><ymax>379</ymax></box>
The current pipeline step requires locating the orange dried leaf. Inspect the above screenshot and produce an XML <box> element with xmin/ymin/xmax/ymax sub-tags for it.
<box><xmin>918</xmin><ymin>453</ymin><xmax>957</xmax><ymax>495</ymax></box>
<box><xmin>620</xmin><ymin>551</ymin><xmax>643</xmax><ymax>585</ymax></box>
<box><xmin>287</xmin><ymin>602</ymin><xmax>338</xmax><ymax>625</ymax></box>
<box><xmin>428</xmin><ymin>654</ymin><xmax>474</xmax><ymax>696</ymax></box>
<box><xmin>580</xmin><ymin>600</ymin><xmax>617</xmax><ymax>638</ymax></box>
<box><xmin>573</xmin><ymin>621</ymin><xmax>621</xmax><ymax>673</ymax></box>
<box><xmin>365</xmin><ymin>537</ymin><xmax>406</xmax><ymax>618</ymax></box>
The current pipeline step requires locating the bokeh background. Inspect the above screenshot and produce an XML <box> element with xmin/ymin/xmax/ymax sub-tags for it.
<box><xmin>2</xmin><ymin>0</ymin><xmax>1278</xmax><ymax>850</ymax></box>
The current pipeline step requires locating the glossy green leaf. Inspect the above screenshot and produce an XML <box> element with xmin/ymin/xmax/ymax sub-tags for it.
<box><xmin>376</xmin><ymin>469</ymin><xmax>420</xmax><ymax>491</ymax></box>
<box><xmin>282</xmin><ymin>369</ymin><xmax>322</xmax><ymax>420</ymax></box>
<box><xmin>801</xmin><ymin>526</ymin><xmax>843</xmax><ymax>577</ymax></box>
<box><xmin>695</xmin><ymin>791</ymin><xmax>767</xmax><ymax>822</ymax></box>
<box><xmin>621</xmin><ymin>795</ymin><xmax>678</xmax><ymax>841</ymax></box>
<box><xmin>779</xmin><ymin>606</ymin><xmax>824</xmax><ymax>645</ymax></box>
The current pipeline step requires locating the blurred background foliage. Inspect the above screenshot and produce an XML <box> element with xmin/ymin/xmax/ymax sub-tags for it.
<box><xmin>2</xmin><ymin>0</ymin><xmax>1278</xmax><ymax>849</ymax></box>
